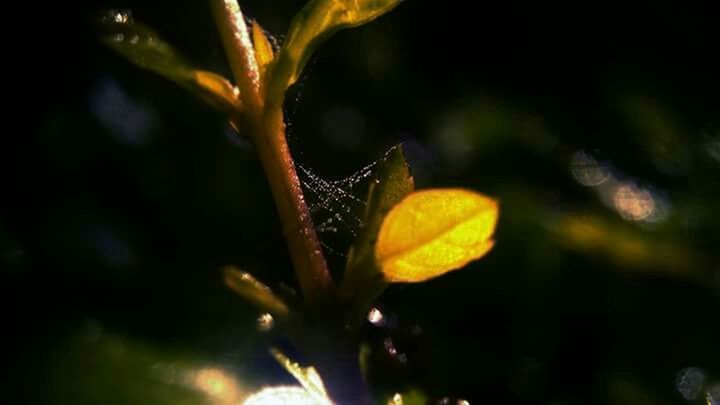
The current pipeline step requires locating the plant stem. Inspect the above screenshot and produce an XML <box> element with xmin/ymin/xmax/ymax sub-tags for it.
<box><xmin>210</xmin><ymin>0</ymin><xmax>334</xmax><ymax>305</ymax></box>
<box><xmin>254</xmin><ymin>108</ymin><xmax>335</xmax><ymax>305</ymax></box>
<box><xmin>211</xmin><ymin>2</ymin><xmax>370</xmax><ymax>402</ymax></box>
<box><xmin>306</xmin><ymin>336</ymin><xmax>372</xmax><ymax>405</ymax></box>
<box><xmin>210</xmin><ymin>0</ymin><xmax>262</xmax><ymax>111</ymax></box>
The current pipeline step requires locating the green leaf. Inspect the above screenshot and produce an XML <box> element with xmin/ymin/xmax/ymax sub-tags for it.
<box><xmin>269</xmin><ymin>348</ymin><xmax>331</xmax><ymax>402</ymax></box>
<box><xmin>223</xmin><ymin>266</ymin><xmax>290</xmax><ymax>317</ymax></box>
<box><xmin>339</xmin><ymin>145</ymin><xmax>414</xmax><ymax>318</ymax></box>
<box><xmin>267</xmin><ymin>0</ymin><xmax>403</xmax><ymax>102</ymax></box>
<box><xmin>345</xmin><ymin>145</ymin><xmax>415</xmax><ymax>275</ymax></box>
<box><xmin>98</xmin><ymin>11</ymin><xmax>241</xmax><ymax>115</ymax></box>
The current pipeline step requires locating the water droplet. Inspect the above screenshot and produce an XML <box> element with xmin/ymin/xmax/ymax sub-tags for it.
<box><xmin>104</xmin><ymin>9</ymin><xmax>133</xmax><ymax>24</ymax></box>
<box><xmin>676</xmin><ymin>367</ymin><xmax>706</xmax><ymax>400</ymax></box>
<box><xmin>257</xmin><ymin>313</ymin><xmax>274</xmax><ymax>332</ymax></box>
<box><xmin>367</xmin><ymin>307</ymin><xmax>384</xmax><ymax>326</ymax></box>
<box><xmin>129</xmin><ymin>34</ymin><xmax>140</xmax><ymax>45</ymax></box>
<box><xmin>388</xmin><ymin>393</ymin><xmax>403</xmax><ymax>405</ymax></box>
<box><xmin>113</xmin><ymin>33</ymin><xmax>124</xmax><ymax>43</ymax></box>
<box><xmin>374</xmin><ymin>178</ymin><xmax>381</xmax><ymax>184</ymax></box>
<box><xmin>112</xmin><ymin>10</ymin><xmax>131</xmax><ymax>23</ymax></box>
<box><xmin>383</xmin><ymin>337</ymin><xmax>397</xmax><ymax>356</ymax></box>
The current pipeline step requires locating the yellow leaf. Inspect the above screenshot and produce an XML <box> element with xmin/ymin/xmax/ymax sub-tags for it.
<box><xmin>193</xmin><ymin>70</ymin><xmax>242</xmax><ymax>111</ymax></box>
<box><xmin>375</xmin><ymin>188</ymin><xmax>499</xmax><ymax>282</ymax></box>
<box><xmin>252</xmin><ymin>21</ymin><xmax>274</xmax><ymax>77</ymax></box>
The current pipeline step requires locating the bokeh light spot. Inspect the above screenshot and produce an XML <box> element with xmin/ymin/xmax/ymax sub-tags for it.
<box><xmin>676</xmin><ymin>367</ymin><xmax>706</xmax><ymax>401</ymax></box>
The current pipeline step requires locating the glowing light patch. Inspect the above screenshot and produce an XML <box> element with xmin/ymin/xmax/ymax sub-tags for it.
<box><xmin>243</xmin><ymin>386</ymin><xmax>331</xmax><ymax>405</ymax></box>
<box><xmin>388</xmin><ymin>392</ymin><xmax>403</xmax><ymax>405</ymax></box>
<box><xmin>613</xmin><ymin>184</ymin><xmax>655</xmax><ymax>221</ymax></box>
<box><xmin>193</xmin><ymin>367</ymin><xmax>242</xmax><ymax>403</ymax></box>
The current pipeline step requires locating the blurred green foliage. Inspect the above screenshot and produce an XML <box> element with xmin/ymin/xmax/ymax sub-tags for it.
<box><xmin>5</xmin><ymin>0</ymin><xmax>720</xmax><ymax>403</ymax></box>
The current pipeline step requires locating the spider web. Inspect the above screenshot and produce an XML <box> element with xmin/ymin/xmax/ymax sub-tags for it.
<box><xmin>252</xmin><ymin>22</ymin><xmax>383</xmax><ymax>259</ymax></box>
<box><xmin>297</xmin><ymin>160</ymin><xmax>378</xmax><ymax>257</ymax></box>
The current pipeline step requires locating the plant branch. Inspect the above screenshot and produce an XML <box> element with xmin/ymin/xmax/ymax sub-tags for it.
<box><xmin>210</xmin><ymin>2</ymin><xmax>363</xmax><ymax>401</ymax></box>
<box><xmin>253</xmin><ymin>109</ymin><xmax>335</xmax><ymax>305</ymax></box>
<box><xmin>211</xmin><ymin>0</ymin><xmax>334</xmax><ymax>306</ymax></box>
<box><xmin>210</xmin><ymin>0</ymin><xmax>262</xmax><ymax>111</ymax></box>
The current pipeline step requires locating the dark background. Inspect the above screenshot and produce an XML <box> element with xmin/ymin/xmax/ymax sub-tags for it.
<box><xmin>4</xmin><ymin>0</ymin><xmax>719</xmax><ymax>403</ymax></box>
